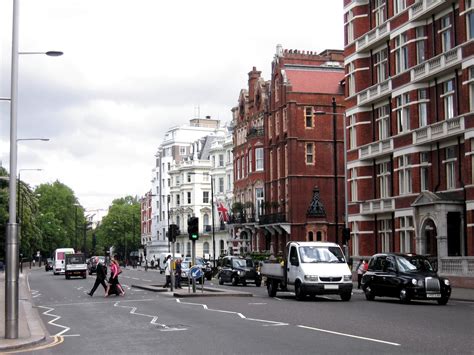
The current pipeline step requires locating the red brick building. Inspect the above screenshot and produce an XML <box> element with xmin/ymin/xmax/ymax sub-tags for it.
<box><xmin>258</xmin><ymin>46</ymin><xmax>346</xmax><ymax>255</ymax></box>
<box><xmin>140</xmin><ymin>191</ymin><xmax>153</xmax><ymax>253</ymax></box>
<box><xmin>231</xmin><ymin>67</ymin><xmax>269</xmax><ymax>254</ymax></box>
<box><xmin>343</xmin><ymin>0</ymin><xmax>474</xmax><ymax>281</ymax></box>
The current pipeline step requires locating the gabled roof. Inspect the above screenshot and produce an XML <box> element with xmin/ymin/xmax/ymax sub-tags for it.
<box><xmin>285</xmin><ymin>68</ymin><xmax>344</xmax><ymax>94</ymax></box>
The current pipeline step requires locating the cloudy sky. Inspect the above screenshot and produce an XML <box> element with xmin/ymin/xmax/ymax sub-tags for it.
<box><xmin>0</xmin><ymin>0</ymin><xmax>344</xmax><ymax>215</ymax></box>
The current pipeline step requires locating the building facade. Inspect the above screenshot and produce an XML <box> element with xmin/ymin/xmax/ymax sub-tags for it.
<box><xmin>231</xmin><ymin>67</ymin><xmax>269</xmax><ymax>254</ymax></box>
<box><xmin>146</xmin><ymin>118</ymin><xmax>222</xmax><ymax>260</ymax></box>
<box><xmin>343</xmin><ymin>0</ymin><xmax>474</xmax><ymax>281</ymax></box>
<box><xmin>256</xmin><ymin>46</ymin><xmax>346</xmax><ymax>255</ymax></box>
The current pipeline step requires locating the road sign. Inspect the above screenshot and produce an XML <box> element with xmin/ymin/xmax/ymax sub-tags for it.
<box><xmin>190</xmin><ymin>265</ymin><xmax>203</xmax><ymax>279</ymax></box>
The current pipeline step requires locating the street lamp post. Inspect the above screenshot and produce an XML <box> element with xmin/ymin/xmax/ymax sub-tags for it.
<box><xmin>4</xmin><ymin>0</ymin><xmax>62</xmax><ymax>338</ymax></box>
<box><xmin>210</xmin><ymin>176</ymin><xmax>216</xmax><ymax>268</ymax></box>
<box><xmin>314</xmin><ymin>104</ymin><xmax>349</xmax><ymax>251</ymax></box>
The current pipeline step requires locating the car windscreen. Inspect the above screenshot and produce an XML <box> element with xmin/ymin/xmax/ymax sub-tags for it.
<box><xmin>67</xmin><ymin>256</ymin><xmax>85</xmax><ymax>264</ymax></box>
<box><xmin>397</xmin><ymin>256</ymin><xmax>434</xmax><ymax>272</ymax></box>
<box><xmin>299</xmin><ymin>246</ymin><xmax>345</xmax><ymax>263</ymax></box>
<box><xmin>232</xmin><ymin>259</ymin><xmax>247</xmax><ymax>268</ymax></box>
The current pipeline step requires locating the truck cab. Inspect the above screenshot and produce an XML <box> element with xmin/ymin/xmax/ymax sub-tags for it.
<box><xmin>262</xmin><ymin>242</ymin><xmax>353</xmax><ymax>301</ymax></box>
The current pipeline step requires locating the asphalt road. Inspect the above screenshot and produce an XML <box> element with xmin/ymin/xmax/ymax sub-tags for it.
<box><xmin>20</xmin><ymin>267</ymin><xmax>474</xmax><ymax>355</ymax></box>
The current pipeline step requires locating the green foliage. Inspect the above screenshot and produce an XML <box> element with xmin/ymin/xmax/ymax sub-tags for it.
<box><xmin>95</xmin><ymin>195</ymin><xmax>140</xmax><ymax>260</ymax></box>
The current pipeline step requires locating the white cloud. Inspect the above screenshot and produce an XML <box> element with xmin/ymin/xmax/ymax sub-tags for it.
<box><xmin>1</xmin><ymin>0</ymin><xmax>344</xmax><ymax>211</ymax></box>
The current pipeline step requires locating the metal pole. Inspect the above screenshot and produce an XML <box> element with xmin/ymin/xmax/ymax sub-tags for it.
<box><xmin>211</xmin><ymin>177</ymin><xmax>216</xmax><ymax>268</ymax></box>
<box><xmin>343</xmin><ymin>112</ymin><xmax>349</xmax><ymax>261</ymax></box>
<box><xmin>332</xmin><ymin>97</ymin><xmax>339</xmax><ymax>245</ymax></box>
<box><xmin>171</xmin><ymin>242</ymin><xmax>175</xmax><ymax>291</ymax></box>
<box><xmin>74</xmin><ymin>205</ymin><xmax>78</xmax><ymax>251</ymax></box>
<box><xmin>167</xmin><ymin>195</ymin><xmax>170</xmax><ymax>253</ymax></box>
<box><xmin>192</xmin><ymin>240</ymin><xmax>196</xmax><ymax>293</ymax></box>
<box><xmin>6</xmin><ymin>0</ymin><xmax>20</xmax><ymax>339</ymax></box>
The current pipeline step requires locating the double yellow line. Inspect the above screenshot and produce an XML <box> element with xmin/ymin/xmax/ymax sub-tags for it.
<box><xmin>1</xmin><ymin>335</ymin><xmax>64</xmax><ymax>354</ymax></box>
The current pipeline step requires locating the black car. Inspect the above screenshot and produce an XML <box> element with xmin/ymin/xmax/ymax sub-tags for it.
<box><xmin>217</xmin><ymin>256</ymin><xmax>261</xmax><ymax>287</ymax></box>
<box><xmin>44</xmin><ymin>258</ymin><xmax>53</xmax><ymax>271</ymax></box>
<box><xmin>361</xmin><ymin>253</ymin><xmax>451</xmax><ymax>305</ymax></box>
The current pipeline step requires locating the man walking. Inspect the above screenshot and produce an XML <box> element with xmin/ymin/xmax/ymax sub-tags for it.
<box><xmin>163</xmin><ymin>255</ymin><xmax>172</xmax><ymax>288</ymax></box>
<box><xmin>88</xmin><ymin>257</ymin><xmax>107</xmax><ymax>296</ymax></box>
<box><xmin>175</xmin><ymin>258</ymin><xmax>182</xmax><ymax>289</ymax></box>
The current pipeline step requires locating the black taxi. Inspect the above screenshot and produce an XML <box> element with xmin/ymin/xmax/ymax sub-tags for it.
<box><xmin>361</xmin><ymin>253</ymin><xmax>451</xmax><ymax>305</ymax></box>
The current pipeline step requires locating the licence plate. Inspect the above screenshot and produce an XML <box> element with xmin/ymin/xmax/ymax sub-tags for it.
<box><xmin>324</xmin><ymin>284</ymin><xmax>339</xmax><ymax>290</ymax></box>
<box><xmin>426</xmin><ymin>293</ymin><xmax>441</xmax><ymax>298</ymax></box>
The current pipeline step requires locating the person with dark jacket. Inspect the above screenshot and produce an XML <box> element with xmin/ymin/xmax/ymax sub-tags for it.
<box><xmin>88</xmin><ymin>257</ymin><xmax>107</xmax><ymax>296</ymax></box>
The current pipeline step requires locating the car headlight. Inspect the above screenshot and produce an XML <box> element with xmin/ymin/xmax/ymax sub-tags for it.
<box><xmin>343</xmin><ymin>275</ymin><xmax>352</xmax><ymax>282</ymax></box>
<box><xmin>444</xmin><ymin>279</ymin><xmax>450</xmax><ymax>286</ymax></box>
<box><xmin>417</xmin><ymin>279</ymin><xmax>424</xmax><ymax>287</ymax></box>
<box><xmin>304</xmin><ymin>275</ymin><xmax>318</xmax><ymax>281</ymax></box>
<box><xmin>238</xmin><ymin>270</ymin><xmax>245</xmax><ymax>276</ymax></box>
<box><xmin>411</xmin><ymin>278</ymin><xmax>418</xmax><ymax>286</ymax></box>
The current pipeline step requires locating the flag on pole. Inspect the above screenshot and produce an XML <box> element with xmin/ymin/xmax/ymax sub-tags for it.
<box><xmin>217</xmin><ymin>202</ymin><xmax>229</xmax><ymax>222</ymax></box>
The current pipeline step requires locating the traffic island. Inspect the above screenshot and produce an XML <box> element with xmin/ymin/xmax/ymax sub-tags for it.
<box><xmin>131</xmin><ymin>284</ymin><xmax>253</xmax><ymax>297</ymax></box>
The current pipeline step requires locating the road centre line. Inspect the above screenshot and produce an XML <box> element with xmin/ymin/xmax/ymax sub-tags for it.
<box><xmin>114</xmin><ymin>301</ymin><xmax>187</xmax><ymax>331</ymax></box>
<box><xmin>175</xmin><ymin>299</ymin><xmax>288</xmax><ymax>327</ymax></box>
<box><xmin>297</xmin><ymin>325</ymin><xmax>400</xmax><ymax>347</ymax></box>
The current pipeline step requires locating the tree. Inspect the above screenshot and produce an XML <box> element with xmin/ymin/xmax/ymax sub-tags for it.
<box><xmin>95</xmin><ymin>196</ymin><xmax>140</xmax><ymax>261</ymax></box>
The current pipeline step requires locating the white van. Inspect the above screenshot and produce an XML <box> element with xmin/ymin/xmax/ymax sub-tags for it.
<box><xmin>53</xmin><ymin>248</ymin><xmax>75</xmax><ymax>275</ymax></box>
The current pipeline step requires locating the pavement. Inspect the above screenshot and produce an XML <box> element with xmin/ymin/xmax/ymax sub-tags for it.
<box><xmin>1</xmin><ymin>266</ymin><xmax>474</xmax><ymax>352</ymax></box>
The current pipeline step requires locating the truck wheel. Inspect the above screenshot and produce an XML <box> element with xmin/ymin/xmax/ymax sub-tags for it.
<box><xmin>83</xmin><ymin>273</ymin><xmax>87</xmax><ymax>279</ymax></box>
<box><xmin>66</xmin><ymin>274</ymin><xmax>70</xmax><ymax>280</ymax></box>
<box><xmin>295</xmin><ymin>281</ymin><xmax>305</xmax><ymax>301</ymax></box>
<box><xmin>340</xmin><ymin>292</ymin><xmax>352</xmax><ymax>301</ymax></box>
<box><xmin>231</xmin><ymin>275</ymin><xmax>238</xmax><ymax>286</ymax></box>
<box><xmin>437</xmin><ymin>297</ymin><xmax>449</xmax><ymax>305</ymax></box>
<box><xmin>364</xmin><ymin>286</ymin><xmax>375</xmax><ymax>301</ymax></box>
<box><xmin>242</xmin><ymin>280</ymin><xmax>247</xmax><ymax>286</ymax></box>
<box><xmin>267</xmin><ymin>280</ymin><xmax>277</xmax><ymax>297</ymax></box>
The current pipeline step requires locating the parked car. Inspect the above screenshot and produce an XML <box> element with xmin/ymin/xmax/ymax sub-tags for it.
<box><xmin>0</xmin><ymin>260</ymin><xmax>4</xmax><ymax>271</ymax></box>
<box><xmin>182</xmin><ymin>256</ymin><xmax>213</xmax><ymax>280</ymax></box>
<box><xmin>361</xmin><ymin>253</ymin><xmax>451</xmax><ymax>305</ymax></box>
<box><xmin>88</xmin><ymin>256</ymin><xmax>105</xmax><ymax>275</ymax></box>
<box><xmin>44</xmin><ymin>258</ymin><xmax>53</xmax><ymax>271</ymax></box>
<box><xmin>218</xmin><ymin>256</ymin><xmax>262</xmax><ymax>287</ymax></box>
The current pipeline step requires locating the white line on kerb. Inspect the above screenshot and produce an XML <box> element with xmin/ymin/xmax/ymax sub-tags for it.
<box><xmin>297</xmin><ymin>325</ymin><xmax>400</xmax><ymax>346</ymax></box>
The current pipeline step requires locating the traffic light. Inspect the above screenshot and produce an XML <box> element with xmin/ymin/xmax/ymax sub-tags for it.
<box><xmin>342</xmin><ymin>227</ymin><xmax>351</xmax><ymax>244</ymax></box>
<box><xmin>168</xmin><ymin>224</ymin><xmax>179</xmax><ymax>242</ymax></box>
<box><xmin>188</xmin><ymin>217</ymin><xmax>199</xmax><ymax>240</ymax></box>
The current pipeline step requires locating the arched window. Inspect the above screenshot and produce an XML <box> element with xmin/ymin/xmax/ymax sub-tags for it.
<box><xmin>317</xmin><ymin>231</ymin><xmax>322</xmax><ymax>241</ymax></box>
<box><xmin>203</xmin><ymin>242</ymin><xmax>210</xmax><ymax>255</ymax></box>
<box><xmin>308</xmin><ymin>231</ymin><xmax>314</xmax><ymax>241</ymax></box>
<box><xmin>203</xmin><ymin>214</ymin><xmax>209</xmax><ymax>225</ymax></box>
<box><xmin>176</xmin><ymin>215</ymin><xmax>180</xmax><ymax>228</ymax></box>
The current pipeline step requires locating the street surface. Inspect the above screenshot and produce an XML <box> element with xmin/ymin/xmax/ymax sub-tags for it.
<box><xmin>17</xmin><ymin>268</ymin><xmax>474</xmax><ymax>354</ymax></box>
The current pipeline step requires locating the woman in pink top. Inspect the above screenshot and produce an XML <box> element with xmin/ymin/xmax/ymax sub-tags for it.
<box><xmin>105</xmin><ymin>258</ymin><xmax>125</xmax><ymax>296</ymax></box>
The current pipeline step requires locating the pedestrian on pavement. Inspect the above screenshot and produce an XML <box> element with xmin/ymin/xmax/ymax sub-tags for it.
<box><xmin>106</xmin><ymin>257</ymin><xmax>125</xmax><ymax>297</ymax></box>
<box><xmin>357</xmin><ymin>259</ymin><xmax>367</xmax><ymax>289</ymax></box>
<box><xmin>88</xmin><ymin>257</ymin><xmax>107</xmax><ymax>297</ymax></box>
<box><xmin>163</xmin><ymin>255</ymin><xmax>172</xmax><ymax>288</ymax></box>
<box><xmin>175</xmin><ymin>258</ymin><xmax>182</xmax><ymax>289</ymax></box>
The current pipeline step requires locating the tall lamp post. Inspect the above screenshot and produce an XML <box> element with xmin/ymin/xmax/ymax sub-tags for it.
<box><xmin>3</xmin><ymin>0</ymin><xmax>63</xmax><ymax>338</ymax></box>
<box><xmin>314</xmin><ymin>102</ymin><xmax>349</xmax><ymax>251</ymax></box>
<box><xmin>210</xmin><ymin>176</ymin><xmax>216</xmax><ymax>268</ymax></box>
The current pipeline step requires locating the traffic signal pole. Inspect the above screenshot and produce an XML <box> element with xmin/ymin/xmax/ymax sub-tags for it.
<box><xmin>171</xmin><ymin>241</ymin><xmax>175</xmax><ymax>291</ymax></box>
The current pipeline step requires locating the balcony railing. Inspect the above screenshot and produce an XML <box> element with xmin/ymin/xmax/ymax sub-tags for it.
<box><xmin>356</xmin><ymin>22</ymin><xmax>390</xmax><ymax>52</ymax></box>
<box><xmin>359</xmin><ymin>138</ymin><xmax>393</xmax><ymax>160</ymax></box>
<box><xmin>360</xmin><ymin>198</ymin><xmax>395</xmax><ymax>214</ymax></box>
<box><xmin>259</xmin><ymin>213</ymin><xmax>287</xmax><ymax>225</ymax></box>
<box><xmin>357</xmin><ymin>79</ymin><xmax>392</xmax><ymax>106</ymax></box>
<box><xmin>247</xmin><ymin>127</ymin><xmax>264</xmax><ymax>138</ymax></box>
<box><xmin>412</xmin><ymin>116</ymin><xmax>464</xmax><ymax>145</ymax></box>
<box><xmin>409</xmin><ymin>0</ymin><xmax>450</xmax><ymax>21</ymax></box>
<box><xmin>439</xmin><ymin>257</ymin><xmax>474</xmax><ymax>276</ymax></box>
<box><xmin>411</xmin><ymin>46</ymin><xmax>462</xmax><ymax>82</ymax></box>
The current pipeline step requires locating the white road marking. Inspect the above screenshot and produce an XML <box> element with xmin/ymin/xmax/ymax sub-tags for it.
<box><xmin>176</xmin><ymin>299</ymin><xmax>288</xmax><ymax>327</ymax></box>
<box><xmin>131</xmin><ymin>277</ymin><xmax>140</xmax><ymax>280</ymax></box>
<box><xmin>114</xmin><ymin>301</ymin><xmax>187</xmax><ymax>331</ymax></box>
<box><xmin>142</xmin><ymin>279</ymin><xmax>152</xmax><ymax>282</ymax></box>
<box><xmin>248</xmin><ymin>302</ymin><xmax>267</xmax><ymax>305</ymax></box>
<box><xmin>39</xmin><ymin>298</ymin><xmax>157</xmax><ymax>307</ymax></box>
<box><xmin>37</xmin><ymin>305</ymin><xmax>80</xmax><ymax>337</ymax></box>
<box><xmin>274</xmin><ymin>297</ymin><xmax>283</xmax><ymax>301</ymax></box>
<box><xmin>297</xmin><ymin>325</ymin><xmax>400</xmax><ymax>346</ymax></box>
